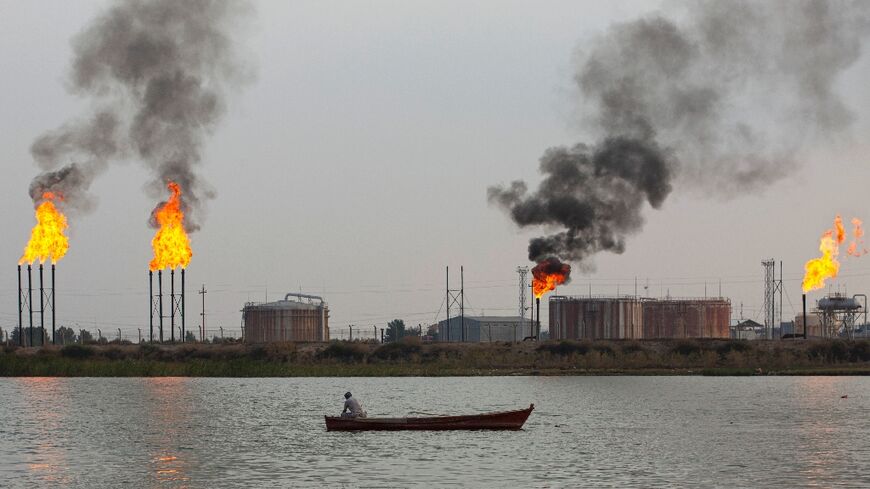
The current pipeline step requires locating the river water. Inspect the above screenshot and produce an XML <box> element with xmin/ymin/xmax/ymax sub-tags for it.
<box><xmin>0</xmin><ymin>376</ymin><xmax>868</xmax><ymax>488</ymax></box>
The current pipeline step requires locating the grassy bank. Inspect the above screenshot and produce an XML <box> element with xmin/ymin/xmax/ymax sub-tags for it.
<box><xmin>2</xmin><ymin>338</ymin><xmax>870</xmax><ymax>377</ymax></box>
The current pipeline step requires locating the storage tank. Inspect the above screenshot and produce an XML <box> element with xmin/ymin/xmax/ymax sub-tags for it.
<box><xmin>549</xmin><ymin>296</ymin><xmax>643</xmax><ymax>340</ymax></box>
<box><xmin>817</xmin><ymin>295</ymin><xmax>861</xmax><ymax>311</ymax></box>
<box><xmin>242</xmin><ymin>293</ymin><xmax>329</xmax><ymax>343</ymax></box>
<box><xmin>642</xmin><ymin>298</ymin><xmax>731</xmax><ymax>339</ymax></box>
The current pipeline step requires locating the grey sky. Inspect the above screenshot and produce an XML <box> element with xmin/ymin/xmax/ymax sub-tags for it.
<box><xmin>2</xmin><ymin>0</ymin><xmax>870</xmax><ymax>340</ymax></box>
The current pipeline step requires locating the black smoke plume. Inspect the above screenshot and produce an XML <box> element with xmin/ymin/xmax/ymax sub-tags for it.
<box><xmin>490</xmin><ymin>0</ymin><xmax>870</xmax><ymax>267</ymax></box>
<box><xmin>27</xmin><ymin>0</ymin><xmax>253</xmax><ymax>231</ymax></box>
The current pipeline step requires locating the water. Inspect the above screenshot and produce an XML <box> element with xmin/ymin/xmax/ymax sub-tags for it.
<box><xmin>1</xmin><ymin>376</ymin><xmax>869</xmax><ymax>488</ymax></box>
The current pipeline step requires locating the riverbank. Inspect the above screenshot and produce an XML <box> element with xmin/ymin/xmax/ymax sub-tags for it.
<box><xmin>1</xmin><ymin>338</ymin><xmax>870</xmax><ymax>376</ymax></box>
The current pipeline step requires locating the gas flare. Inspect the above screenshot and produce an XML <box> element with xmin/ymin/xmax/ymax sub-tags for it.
<box><xmin>20</xmin><ymin>192</ymin><xmax>69</xmax><ymax>265</ymax></box>
<box><xmin>149</xmin><ymin>182</ymin><xmax>192</xmax><ymax>271</ymax></box>
<box><xmin>532</xmin><ymin>257</ymin><xmax>571</xmax><ymax>298</ymax></box>
<box><xmin>847</xmin><ymin>218</ymin><xmax>867</xmax><ymax>257</ymax></box>
<box><xmin>835</xmin><ymin>215</ymin><xmax>846</xmax><ymax>243</ymax></box>
<box><xmin>802</xmin><ymin>216</ymin><xmax>847</xmax><ymax>293</ymax></box>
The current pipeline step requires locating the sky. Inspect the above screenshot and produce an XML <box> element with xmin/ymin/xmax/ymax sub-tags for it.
<box><xmin>2</xmin><ymin>0</ymin><xmax>870</xmax><ymax>341</ymax></box>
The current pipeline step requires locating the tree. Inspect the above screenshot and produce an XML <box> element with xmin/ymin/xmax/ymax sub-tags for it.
<box><xmin>79</xmin><ymin>329</ymin><xmax>94</xmax><ymax>344</ymax></box>
<box><xmin>426</xmin><ymin>324</ymin><xmax>439</xmax><ymax>341</ymax></box>
<box><xmin>185</xmin><ymin>331</ymin><xmax>197</xmax><ymax>342</ymax></box>
<box><xmin>9</xmin><ymin>326</ymin><xmax>51</xmax><ymax>346</ymax></box>
<box><xmin>56</xmin><ymin>326</ymin><xmax>77</xmax><ymax>345</ymax></box>
<box><xmin>384</xmin><ymin>319</ymin><xmax>406</xmax><ymax>343</ymax></box>
<box><xmin>10</xmin><ymin>327</ymin><xmax>49</xmax><ymax>346</ymax></box>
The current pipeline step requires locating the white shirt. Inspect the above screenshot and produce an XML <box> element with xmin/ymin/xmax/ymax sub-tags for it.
<box><xmin>344</xmin><ymin>397</ymin><xmax>363</xmax><ymax>414</ymax></box>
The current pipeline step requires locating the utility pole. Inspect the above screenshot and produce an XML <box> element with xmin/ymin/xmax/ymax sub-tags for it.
<box><xmin>198</xmin><ymin>284</ymin><xmax>207</xmax><ymax>341</ymax></box>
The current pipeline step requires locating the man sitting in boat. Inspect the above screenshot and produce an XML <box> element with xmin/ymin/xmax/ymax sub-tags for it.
<box><xmin>341</xmin><ymin>392</ymin><xmax>367</xmax><ymax>418</ymax></box>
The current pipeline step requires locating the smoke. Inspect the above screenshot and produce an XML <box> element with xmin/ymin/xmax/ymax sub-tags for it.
<box><xmin>490</xmin><ymin>0</ymin><xmax>870</xmax><ymax>266</ymax></box>
<box><xmin>27</xmin><ymin>0</ymin><xmax>253</xmax><ymax>231</ymax></box>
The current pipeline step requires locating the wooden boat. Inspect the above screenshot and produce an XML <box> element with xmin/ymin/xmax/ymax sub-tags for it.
<box><xmin>324</xmin><ymin>404</ymin><xmax>534</xmax><ymax>431</ymax></box>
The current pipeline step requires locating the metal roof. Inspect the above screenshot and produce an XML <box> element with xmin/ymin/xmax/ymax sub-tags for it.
<box><xmin>440</xmin><ymin>316</ymin><xmax>530</xmax><ymax>323</ymax></box>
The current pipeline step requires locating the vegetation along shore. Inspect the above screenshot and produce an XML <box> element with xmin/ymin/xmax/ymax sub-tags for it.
<box><xmin>2</xmin><ymin>338</ymin><xmax>870</xmax><ymax>377</ymax></box>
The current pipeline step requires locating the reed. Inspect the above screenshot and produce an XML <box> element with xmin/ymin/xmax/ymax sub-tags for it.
<box><xmin>1</xmin><ymin>339</ymin><xmax>869</xmax><ymax>377</ymax></box>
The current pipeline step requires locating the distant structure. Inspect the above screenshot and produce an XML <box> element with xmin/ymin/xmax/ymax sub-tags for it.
<box><xmin>794</xmin><ymin>314</ymin><xmax>822</xmax><ymax>338</ymax></box>
<box><xmin>242</xmin><ymin>293</ymin><xmax>329</xmax><ymax>343</ymax></box>
<box><xmin>732</xmin><ymin>319</ymin><xmax>764</xmax><ymax>340</ymax></box>
<box><xmin>438</xmin><ymin>316</ymin><xmax>532</xmax><ymax>342</ymax></box>
<box><xmin>549</xmin><ymin>296</ymin><xmax>643</xmax><ymax>340</ymax></box>
<box><xmin>549</xmin><ymin>296</ymin><xmax>731</xmax><ymax>340</ymax></box>
<box><xmin>517</xmin><ymin>266</ymin><xmax>529</xmax><ymax>321</ymax></box>
<box><xmin>798</xmin><ymin>293</ymin><xmax>867</xmax><ymax>339</ymax></box>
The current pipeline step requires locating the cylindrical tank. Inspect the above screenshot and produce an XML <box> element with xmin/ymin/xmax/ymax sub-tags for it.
<box><xmin>549</xmin><ymin>296</ymin><xmax>731</xmax><ymax>340</ymax></box>
<box><xmin>817</xmin><ymin>295</ymin><xmax>861</xmax><ymax>311</ymax></box>
<box><xmin>242</xmin><ymin>297</ymin><xmax>329</xmax><ymax>343</ymax></box>
<box><xmin>549</xmin><ymin>296</ymin><xmax>643</xmax><ymax>340</ymax></box>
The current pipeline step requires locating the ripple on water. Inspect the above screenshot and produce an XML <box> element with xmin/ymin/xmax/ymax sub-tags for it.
<box><xmin>0</xmin><ymin>376</ymin><xmax>869</xmax><ymax>488</ymax></box>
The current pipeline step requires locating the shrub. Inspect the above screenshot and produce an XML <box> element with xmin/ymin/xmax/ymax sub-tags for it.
<box><xmin>671</xmin><ymin>340</ymin><xmax>701</xmax><ymax>356</ymax></box>
<box><xmin>139</xmin><ymin>343</ymin><xmax>160</xmax><ymax>358</ymax></box>
<box><xmin>592</xmin><ymin>342</ymin><xmax>615</xmax><ymax>356</ymax></box>
<box><xmin>421</xmin><ymin>344</ymin><xmax>461</xmax><ymax>361</ymax></box>
<box><xmin>60</xmin><ymin>344</ymin><xmax>94</xmax><ymax>359</ymax></box>
<box><xmin>316</xmin><ymin>341</ymin><xmax>367</xmax><ymax>362</ymax></box>
<box><xmin>100</xmin><ymin>347</ymin><xmax>126</xmax><ymax>360</ymax></box>
<box><xmin>260</xmin><ymin>342</ymin><xmax>296</xmax><ymax>362</ymax></box>
<box><xmin>620</xmin><ymin>342</ymin><xmax>645</xmax><ymax>355</ymax></box>
<box><xmin>851</xmin><ymin>340</ymin><xmax>870</xmax><ymax>362</ymax></box>
<box><xmin>808</xmin><ymin>340</ymin><xmax>850</xmax><ymax>362</ymax></box>
<box><xmin>170</xmin><ymin>346</ymin><xmax>199</xmax><ymax>361</ymax></box>
<box><xmin>716</xmin><ymin>340</ymin><xmax>753</xmax><ymax>357</ymax></box>
<box><xmin>537</xmin><ymin>340</ymin><xmax>590</xmax><ymax>356</ymax></box>
<box><xmin>370</xmin><ymin>342</ymin><xmax>421</xmax><ymax>361</ymax></box>
<box><xmin>248</xmin><ymin>346</ymin><xmax>268</xmax><ymax>360</ymax></box>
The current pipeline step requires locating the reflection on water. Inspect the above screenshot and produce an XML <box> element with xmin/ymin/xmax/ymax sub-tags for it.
<box><xmin>0</xmin><ymin>376</ymin><xmax>869</xmax><ymax>488</ymax></box>
<box><xmin>790</xmin><ymin>376</ymin><xmax>855</xmax><ymax>486</ymax></box>
<box><xmin>17</xmin><ymin>378</ymin><xmax>72</xmax><ymax>486</ymax></box>
<box><xmin>144</xmin><ymin>378</ymin><xmax>192</xmax><ymax>488</ymax></box>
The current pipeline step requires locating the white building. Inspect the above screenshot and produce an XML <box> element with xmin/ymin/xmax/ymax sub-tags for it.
<box><xmin>437</xmin><ymin>316</ymin><xmax>532</xmax><ymax>342</ymax></box>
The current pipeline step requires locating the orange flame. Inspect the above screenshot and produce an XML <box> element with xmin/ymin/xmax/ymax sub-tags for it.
<box><xmin>835</xmin><ymin>215</ymin><xmax>845</xmax><ymax>243</ymax></box>
<box><xmin>532</xmin><ymin>257</ymin><xmax>571</xmax><ymax>298</ymax></box>
<box><xmin>20</xmin><ymin>193</ymin><xmax>69</xmax><ymax>265</ymax></box>
<box><xmin>847</xmin><ymin>217</ymin><xmax>867</xmax><ymax>257</ymax></box>
<box><xmin>149</xmin><ymin>182</ymin><xmax>192</xmax><ymax>271</ymax></box>
<box><xmin>802</xmin><ymin>215</ymin><xmax>847</xmax><ymax>293</ymax></box>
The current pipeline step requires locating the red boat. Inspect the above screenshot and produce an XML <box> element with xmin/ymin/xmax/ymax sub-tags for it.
<box><xmin>324</xmin><ymin>404</ymin><xmax>534</xmax><ymax>431</ymax></box>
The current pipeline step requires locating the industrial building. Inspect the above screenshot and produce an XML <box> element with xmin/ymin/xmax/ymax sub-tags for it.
<box><xmin>549</xmin><ymin>296</ymin><xmax>732</xmax><ymax>340</ymax></box>
<box><xmin>732</xmin><ymin>319</ymin><xmax>764</xmax><ymax>340</ymax></box>
<box><xmin>794</xmin><ymin>293</ymin><xmax>867</xmax><ymax>338</ymax></box>
<box><xmin>438</xmin><ymin>316</ymin><xmax>532</xmax><ymax>342</ymax></box>
<box><xmin>242</xmin><ymin>293</ymin><xmax>329</xmax><ymax>343</ymax></box>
